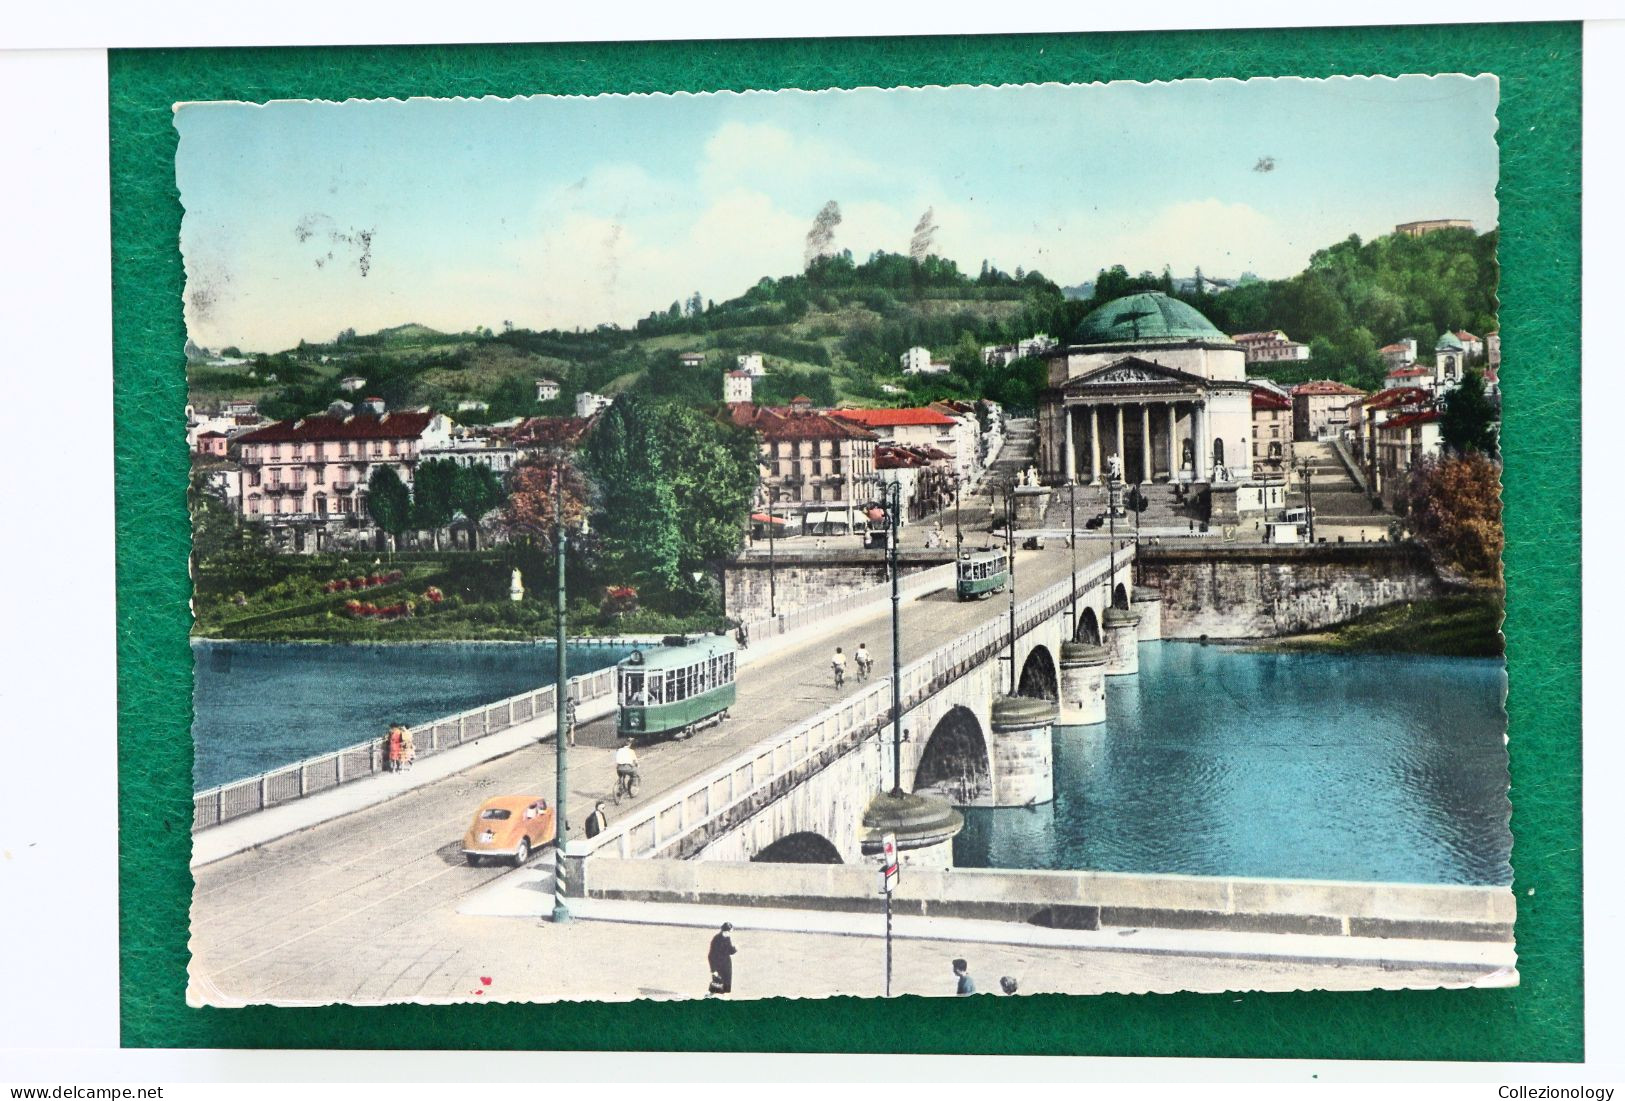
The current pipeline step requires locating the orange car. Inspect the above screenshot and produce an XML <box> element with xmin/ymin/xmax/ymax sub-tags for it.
<box><xmin>462</xmin><ymin>795</ymin><xmax>556</xmax><ymax>867</ymax></box>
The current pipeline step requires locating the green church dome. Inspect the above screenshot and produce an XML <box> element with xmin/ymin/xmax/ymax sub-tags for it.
<box><xmin>1435</xmin><ymin>331</ymin><xmax>1465</xmax><ymax>352</ymax></box>
<box><xmin>1072</xmin><ymin>291</ymin><xmax>1232</xmax><ymax>346</ymax></box>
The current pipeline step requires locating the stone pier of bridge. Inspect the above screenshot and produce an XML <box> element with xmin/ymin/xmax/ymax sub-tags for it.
<box><xmin>573</xmin><ymin>542</ymin><xmax>1154</xmax><ymax>879</ymax></box>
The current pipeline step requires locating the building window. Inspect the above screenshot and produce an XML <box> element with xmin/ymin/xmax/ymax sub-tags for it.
<box><xmin>315</xmin><ymin>466</ymin><xmax>324</xmax><ymax>484</ymax></box>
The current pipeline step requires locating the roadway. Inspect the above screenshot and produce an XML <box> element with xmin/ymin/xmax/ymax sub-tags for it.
<box><xmin>189</xmin><ymin>536</ymin><xmax>1116</xmax><ymax>1005</ymax></box>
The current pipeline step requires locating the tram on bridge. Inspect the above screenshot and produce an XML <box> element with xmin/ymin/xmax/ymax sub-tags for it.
<box><xmin>616</xmin><ymin>634</ymin><xmax>738</xmax><ymax>741</ymax></box>
<box><xmin>956</xmin><ymin>549</ymin><xmax>1010</xmax><ymax>600</ymax></box>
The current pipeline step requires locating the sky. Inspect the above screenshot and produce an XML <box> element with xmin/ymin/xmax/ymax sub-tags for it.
<box><xmin>175</xmin><ymin>75</ymin><xmax>1500</xmax><ymax>352</ymax></box>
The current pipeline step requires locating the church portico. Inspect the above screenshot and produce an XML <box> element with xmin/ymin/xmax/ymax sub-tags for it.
<box><xmin>1038</xmin><ymin>293</ymin><xmax>1255</xmax><ymax>489</ymax></box>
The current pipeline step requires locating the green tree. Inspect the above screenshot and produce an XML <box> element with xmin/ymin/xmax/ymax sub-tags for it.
<box><xmin>651</xmin><ymin>405</ymin><xmax>757</xmax><ymax>572</ymax></box>
<box><xmin>366</xmin><ymin>465</ymin><xmax>412</xmax><ymax>552</ymax></box>
<box><xmin>583</xmin><ymin>395</ymin><xmax>682</xmax><ymax>591</ymax></box>
<box><xmin>1439</xmin><ymin>370</ymin><xmax>1499</xmax><ymax>458</ymax></box>
<box><xmin>451</xmin><ymin>464</ymin><xmax>505</xmax><ymax>550</ymax></box>
<box><xmin>411</xmin><ymin>458</ymin><xmax>459</xmax><ymax>550</ymax></box>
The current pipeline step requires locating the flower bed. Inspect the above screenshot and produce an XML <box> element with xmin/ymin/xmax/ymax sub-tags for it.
<box><xmin>323</xmin><ymin>569</ymin><xmax>405</xmax><ymax>594</ymax></box>
<box><xmin>342</xmin><ymin>597</ymin><xmax>416</xmax><ymax>620</ymax></box>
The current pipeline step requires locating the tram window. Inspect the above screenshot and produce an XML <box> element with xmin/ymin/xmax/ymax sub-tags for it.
<box><xmin>647</xmin><ymin>676</ymin><xmax>663</xmax><ymax>705</ymax></box>
<box><xmin>621</xmin><ymin>671</ymin><xmax>643</xmax><ymax>705</ymax></box>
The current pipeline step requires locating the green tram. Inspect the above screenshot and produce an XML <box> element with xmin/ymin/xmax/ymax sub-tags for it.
<box><xmin>956</xmin><ymin>549</ymin><xmax>1010</xmax><ymax>601</ymax></box>
<box><xmin>616</xmin><ymin>634</ymin><xmax>738</xmax><ymax>741</ymax></box>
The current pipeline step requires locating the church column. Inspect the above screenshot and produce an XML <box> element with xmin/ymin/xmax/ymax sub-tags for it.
<box><xmin>1064</xmin><ymin>406</ymin><xmax>1077</xmax><ymax>484</ymax></box>
<box><xmin>1115</xmin><ymin>406</ymin><xmax>1125</xmax><ymax>475</ymax></box>
<box><xmin>1193</xmin><ymin>403</ymin><xmax>1208</xmax><ymax>481</ymax></box>
<box><xmin>1140</xmin><ymin>404</ymin><xmax>1153</xmax><ymax>484</ymax></box>
<box><xmin>1089</xmin><ymin>406</ymin><xmax>1101</xmax><ymax>485</ymax></box>
<box><xmin>1166</xmin><ymin>403</ymin><xmax>1179</xmax><ymax>482</ymax></box>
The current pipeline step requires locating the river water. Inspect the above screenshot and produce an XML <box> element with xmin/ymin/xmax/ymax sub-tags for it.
<box><xmin>954</xmin><ymin>641</ymin><xmax>1512</xmax><ymax>885</ymax></box>
<box><xmin>191</xmin><ymin>640</ymin><xmax>633</xmax><ymax>791</ymax></box>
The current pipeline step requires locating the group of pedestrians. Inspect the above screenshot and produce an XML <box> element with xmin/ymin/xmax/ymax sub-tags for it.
<box><xmin>830</xmin><ymin>642</ymin><xmax>874</xmax><ymax>689</ymax></box>
<box><xmin>385</xmin><ymin>723</ymin><xmax>415</xmax><ymax>773</ymax></box>
<box><xmin>699</xmin><ymin>926</ymin><xmax>1019</xmax><ymax>999</ymax></box>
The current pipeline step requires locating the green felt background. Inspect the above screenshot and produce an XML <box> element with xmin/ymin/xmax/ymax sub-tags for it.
<box><xmin>111</xmin><ymin>23</ymin><xmax>1583</xmax><ymax>1059</ymax></box>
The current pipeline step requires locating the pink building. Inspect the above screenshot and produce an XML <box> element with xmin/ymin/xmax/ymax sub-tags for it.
<box><xmin>234</xmin><ymin>408</ymin><xmax>452</xmax><ymax>550</ymax></box>
<box><xmin>195</xmin><ymin>430</ymin><xmax>229</xmax><ymax>457</ymax></box>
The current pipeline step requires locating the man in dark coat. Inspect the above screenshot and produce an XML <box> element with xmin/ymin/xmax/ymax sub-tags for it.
<box><xmin>583</xmin><ymin>801</ymin><xmax>608</xmax><ymax>839</ymax></box>
<box><xmin>707</xmin><ymin>922</ymin><xmax>737</xmax><ymax>995</ymax></box>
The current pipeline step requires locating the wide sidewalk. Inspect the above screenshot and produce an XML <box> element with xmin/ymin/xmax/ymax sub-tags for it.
<box><xmin>459</xmin><ymin>857</ymin><xmax>1518</xmax><ymax>977</ymax></box>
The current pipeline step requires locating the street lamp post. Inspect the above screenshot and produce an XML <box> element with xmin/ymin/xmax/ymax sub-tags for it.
<box><xmin>886</xmin><ymin>480</ymin><xmax>904</xmax><ymax>795</ymax></box>
<box><xmin>953</xmin><ymin>475</ymin><xmax>962</xmax><ymax>560</ymax></box>
<box><xmin>1295</xmin><ymin>458</ymin><xmax>1316</xmax><ymax>544</ymax></box>
<box><xmin>551</xmin><ymin>472</ymin><xmax>572</xmax><ymax>925</ymax></box>
<box><xmin>767</xmin><ymin>485</ymin><xmax>777</xmax><ymax>619</ymax></box>
<box><xmin>1005</xmin><ymin>485</ymin><xmax>1017</xmax><ymax>695</ymax></box>
<box><xmin>1107</xmin><ymin>469</ymin><xmax>1121</xmax><ymax>608</ymax></box>
<box><xmin>1068</xmin><ymin>480</ymin><xmax>1078</xmax><ymax>627</ymax></box>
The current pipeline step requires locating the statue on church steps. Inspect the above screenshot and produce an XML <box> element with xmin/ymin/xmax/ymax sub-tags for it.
<box><xmin>1106</xmin><ymin>453</ymin><xmax>1123</xmax><ymax>481</ymax></box>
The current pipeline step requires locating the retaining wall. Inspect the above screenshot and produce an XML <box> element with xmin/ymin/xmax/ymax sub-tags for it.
<box><xmin>577</xmin><ymin>858</ymin><xmax>1514</xmax><ymax>942</ymax></box>
<box><xmin>1136</xmin><ymin>544</ymin><xmax>1442</xmax><ymax>638</ymax></box>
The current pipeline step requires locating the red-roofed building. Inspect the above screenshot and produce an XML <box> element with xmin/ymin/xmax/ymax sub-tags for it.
<box><xmin>507</xmin><ymin>416</ymin><xmax>593</xmax><ymax>454</ymax></box>
<box><xmin>729</xmin><ymin>403</ymin><xmax>880</xmax><ymax>534</ymax></box>
<box><xmin>1374</xmin><ymin>407</ymin><xmax>1443</xmax><ymax>508</ymax></box>
<box><xmin>1454</xmin><ymin>331</ymin><xmax>1484</xmax><ymax>360</ymax></box>
<box><xmin>1348</xmin><ymin>386</ymin><xmax>1433</xmax><ymax>495</ymax></box>
<box><xmin>874</xmin><ymin>443</ymin><xmax>956</xmax><ymax>523</ymax></box>
<box><xmin>832</xmin><ymin>405</ymin><xmax>976</xmax><ymax>478</ymax></box>
<box><xmin>1249</xmin><ymin>387</ymin><xmax>1293</xmax><ymax>479</ymax></box>
<box><xmin>1380</xmin><ymin>339</ymin><xmax>1418</xmax><ymax>370</ymax></box>
<box><xmin>1290</xmin><ymin>380</ymin><xmax>1366</xmax><ymax>441</ymax></box>
<box><xmin>1231</xmin><ymin>329</ymin><xmax>1310</xmax><ymax>365</ymax></box>
<box><xmin>234</xmin><ymin>407</ymin><xmax>454</xmax><ymax>551</ymax></box>
<box><xmin>195</xmin><ymin>430</ymin><xmax>229</xmax><ymax>458</ymax></box>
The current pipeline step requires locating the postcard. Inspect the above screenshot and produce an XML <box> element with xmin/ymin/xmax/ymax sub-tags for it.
<box><xmin>180</xmin><ymin>76</ymin><xmax>1511</xmax><ymax>1006</ymax></box>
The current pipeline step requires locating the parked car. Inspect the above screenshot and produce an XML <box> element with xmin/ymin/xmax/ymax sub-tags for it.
<box><xmin>462</xmin><ymin>795</ymin><xmax>556</xmax><ymax>867</ymax></box>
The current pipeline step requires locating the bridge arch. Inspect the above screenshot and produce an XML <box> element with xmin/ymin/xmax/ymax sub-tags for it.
<box><xmin>1076</xmin><ymin>606</ymin><xmax>1101</xmax><ymax>644</ymax></box>
<box><xmin>914</xmin><ymin>705</ymin><xmax>990</xmax><ymax>804</ymax></box>
<box><xmin>1113</xmin><ymin>581</ymin><xmax>1130</xmax><ymax>609</ymax></box>
<box><xmin>751</xmin><ymin>831</ymin><xmax>844</xmax><ymax>864</ymax></box>
<box><xmin>1017</xmin><ymin>644</ymin><xmax>1059</xmax><ymax>701</ymax></box>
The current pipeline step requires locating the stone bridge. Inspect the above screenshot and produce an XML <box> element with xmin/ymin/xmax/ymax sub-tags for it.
<box><xmin>574</xmin><ymin>546</ymin><xmax>1145</xmax><ymax>873</ymax></box>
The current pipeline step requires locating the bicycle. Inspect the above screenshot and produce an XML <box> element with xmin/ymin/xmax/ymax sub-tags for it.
<box><xmin>855</xmin><ymin>656</ymin><xmax>873</xmax><ymax>682</ymax></box>
<box><xmin>832</xmin><ymin>663</ymin><xmax>846</xmax><ymax>689</ymax></box>
<box><xmin>613</xmin><ymin>766</ymin><xmax>641</xmax><ymax>805</ymax></box>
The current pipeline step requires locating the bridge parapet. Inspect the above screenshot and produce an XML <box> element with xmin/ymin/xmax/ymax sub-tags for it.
<box><xmin>578</xmin><ymin>546</ymin><xmax>1136</xmax><ymax>866</ymax></box>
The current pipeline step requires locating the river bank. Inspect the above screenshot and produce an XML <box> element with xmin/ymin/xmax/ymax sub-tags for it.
<box><xmin>192</xmin><ymin>549</ymin><xmax>727</xmax><ymax>641</ymax></box>
<box><xmin>1259</xmin><ymin>591</ymin><xmax>1504</xmax><ymax>658</ymax></box>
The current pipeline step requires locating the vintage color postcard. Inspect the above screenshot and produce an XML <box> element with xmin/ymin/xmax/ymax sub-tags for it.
<box><xmin>181</xmin><ymin>76</ymin><xmax>1511</xmax><ymax>1007</ymax></box>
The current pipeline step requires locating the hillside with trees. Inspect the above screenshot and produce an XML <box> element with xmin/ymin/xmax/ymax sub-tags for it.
<box><xmin>187</xmin><ymin>227</ymin><xmax>1497</xmax><ymax>418</ymax></box>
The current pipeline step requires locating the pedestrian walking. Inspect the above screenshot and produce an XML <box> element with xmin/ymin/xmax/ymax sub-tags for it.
<box><xmin>952</xmin><ymin>958</ymin><xmax>976</xmax><ymax>996</ymax></box>
<box><xmin>584</xmin><ymin>800</ymin><xmax>608</xmax><ymax>839</ymax></box>
<box><xmin>735</xmin><ymin>620</ymin><xmax>749</xmax><ymax>649</ymax></box>
<box><xmin>999</xmin><ymin>976</ymin><xmax>1019</xmax><ymax>995</ymax></box>
<box><xmin>707</xmin><ymin>922</ymin><xmax>737</xmax><ymax>996</ymax></box>
<box><xmin>386</xmin><ymin>724</ymin><xmax>404</xmax><ymax>773</ymax></box>
<box><xmin>564</xmin><ymin>697</ymin><xmax>578</xmax><ymax>748</ymax></box>
<box><xmin>399</xmin><ymin>725</ymin><xmax>415</xmax><ymax>770</ymax></box>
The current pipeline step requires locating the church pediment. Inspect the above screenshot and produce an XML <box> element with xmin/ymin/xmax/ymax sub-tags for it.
<box><xmin>1061</xmin><ymin>356</ymin><xmax>1208</xmax><ymax>391</ymax></box>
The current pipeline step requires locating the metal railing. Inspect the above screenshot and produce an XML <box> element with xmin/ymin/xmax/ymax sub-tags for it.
<box><xmin>737</xmin><ymin>560</ymin><xmax>958</xmax><ymax>645</ymax></box>
<box><xmin>191</xmin><ymin>665</ymin><xmax>616</xmax><ymax>832</ymax></box>
<box><xmin>586</xmin><ymin>548</ymin><xmax>1132</xmax><ymax>861</ymax></box>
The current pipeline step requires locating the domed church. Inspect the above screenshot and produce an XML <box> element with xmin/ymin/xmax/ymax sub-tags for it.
<box><xmin>1038</xmin><ymin>292</ymin><xmax>1257</xmax><ymax>486</ymax></box>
